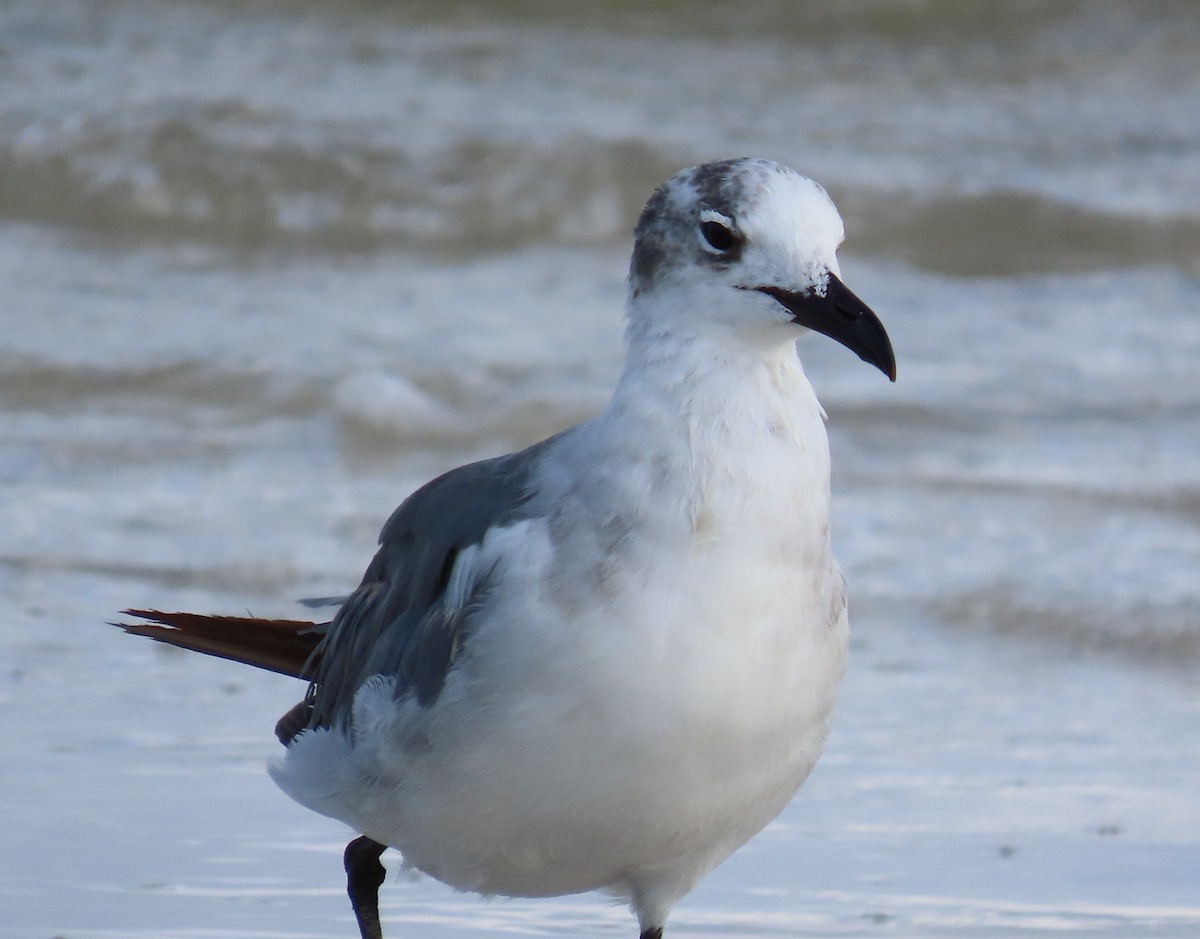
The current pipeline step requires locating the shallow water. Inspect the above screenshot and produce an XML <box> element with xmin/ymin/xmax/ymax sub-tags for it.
<box><xmin>2</xmin><ymin>1</ymin><xmax>1199</xmax><ymax>936</ymax></box>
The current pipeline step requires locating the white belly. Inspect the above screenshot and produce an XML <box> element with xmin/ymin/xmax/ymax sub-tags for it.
<box><xmin>273</xmin><ymin>526</ymin><xmax>848</xmax><ymax>904</ymax></box>
<box><xmin>271</xmin><ymin>371</ymin><xmax>848</xmax><ymax>908</ymax></box>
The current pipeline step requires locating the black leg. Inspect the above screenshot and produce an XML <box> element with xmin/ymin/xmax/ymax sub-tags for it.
<box><xmin>639</xmin><ymin>929</ymin><xmax>663</xmax><ymax>939</ymax></box>
<box><xmin>344</xmin><ymin>836</ymin><xmax>387</xmax><ymax>939</ymax></box>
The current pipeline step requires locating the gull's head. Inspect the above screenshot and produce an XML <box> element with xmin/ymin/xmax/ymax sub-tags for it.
<box><xmin>628</xmin><ymin>158</ymin><xmax>895</xmax><ymax>380</ymax></box>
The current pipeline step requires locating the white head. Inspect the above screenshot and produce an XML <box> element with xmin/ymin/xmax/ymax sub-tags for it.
<box><xmin>628</xmin><ymin>158</ymin><xmax>894</xmax><ymax>379</ymax></box>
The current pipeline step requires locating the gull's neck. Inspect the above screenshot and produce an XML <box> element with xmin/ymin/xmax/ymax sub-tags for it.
<box><xmin>606</xmin><ymin>315</ymin><xmax>827</xmax><ymax>448</ymax></box>
<box><xmin>586</xmin><ymin>299</ymin><xmax>832</xmax><ymax>542</ymax></box>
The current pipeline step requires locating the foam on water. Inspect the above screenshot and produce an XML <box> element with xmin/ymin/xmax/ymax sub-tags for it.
<box><xmin>2</xmin><ymin>1</ymin><xmax>1199</xmax><ymax>936</ymax></box>
<box><xmin>3</xmin><ymin>2</ymin><xmax>1199</xmax><ymax>261</ymax></box>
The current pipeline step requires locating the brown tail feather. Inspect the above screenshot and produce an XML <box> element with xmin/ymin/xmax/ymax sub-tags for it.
<box><xmin>114</xmin><ymin>609</ymin><xmax>325</xmax><ymax>680</ymax></box>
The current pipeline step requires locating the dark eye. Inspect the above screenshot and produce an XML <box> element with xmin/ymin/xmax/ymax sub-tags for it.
<box><xmin>700</xmin><ymin>219</ymin><xmax>737</xmax><ymax>252</ymax></box>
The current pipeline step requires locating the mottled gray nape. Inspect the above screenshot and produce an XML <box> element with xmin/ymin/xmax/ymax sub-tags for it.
<box><xmin>630</xmin><ymin>157</ymin><xmax>777</xmax><ymax>292</ymax></box>
<box><xmin>304</xmin><ymin>437</ymin><xmax>556</xmax><ymax>729</ymax></box>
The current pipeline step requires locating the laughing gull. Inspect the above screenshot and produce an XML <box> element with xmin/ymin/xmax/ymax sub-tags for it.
<box><xmin>119</xmin><ymin>157</ymin><xmax>895</xmax><ymax>939</ymax></box>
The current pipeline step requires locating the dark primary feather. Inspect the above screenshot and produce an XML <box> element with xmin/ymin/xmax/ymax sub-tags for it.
<box><xmin>114</xmin><ymin>610</ymin><xmax>326</xmax><ymax>679</ymax></box>
<box><xmin>116</xmin><ymin>439</ymin><xmax>555</xmax><ymax>741</ymax></box>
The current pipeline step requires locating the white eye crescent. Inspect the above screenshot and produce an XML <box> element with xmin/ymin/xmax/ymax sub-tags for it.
<box><xmin>697</xmin><ymin>208</ymin><xmax>740</xmax><ymax>253</ymax></box>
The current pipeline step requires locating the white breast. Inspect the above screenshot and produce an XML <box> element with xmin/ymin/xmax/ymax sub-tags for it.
<box><xmin>272</xmin><ymin>339</ymin><xmax>849</xmax><ymax>912</ymax></box>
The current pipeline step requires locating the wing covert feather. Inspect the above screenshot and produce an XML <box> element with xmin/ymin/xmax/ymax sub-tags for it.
<box><xmin>305</xmin><ymin>438</ymin><xmax>555</xmax><ymax>729</ymax></box>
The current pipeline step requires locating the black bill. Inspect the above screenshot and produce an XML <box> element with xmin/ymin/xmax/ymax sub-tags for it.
<box><xmin>755</xmin><ymin>274</ymin><xmax>896</xmax><ymax>381</ymax></box>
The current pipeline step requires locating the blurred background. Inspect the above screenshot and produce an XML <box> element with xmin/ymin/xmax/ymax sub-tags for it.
<box><xmin>2</xmin><ymin>1</ymin><xmax>1198</xmax><ymax>936</ymax></box>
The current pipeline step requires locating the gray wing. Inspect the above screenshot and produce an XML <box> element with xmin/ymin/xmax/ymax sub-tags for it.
<box><xmin>304</xmin><ymin>436</ymin><xmax>557</xmax><ymax>731</ymax></box>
